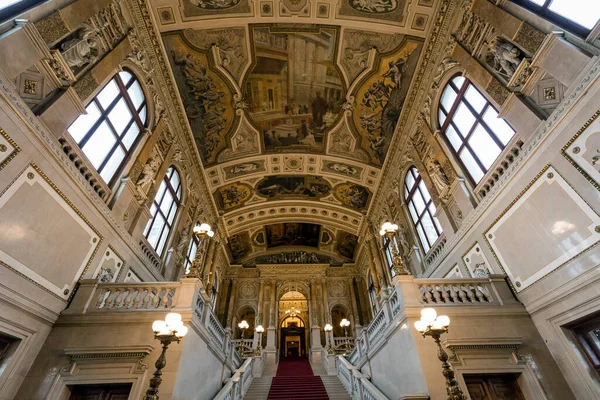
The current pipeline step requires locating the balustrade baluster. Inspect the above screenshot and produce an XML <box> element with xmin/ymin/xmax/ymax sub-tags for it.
<box><xmin>431</xmin><ymin>285</ymin><xmax>442</xmax><ymax>302</ymax></box>
<box><xmin>94</xmin><ymin>288</ymin><xmax>108</xmax><ymax>308</ymax></box>
<box><xmin>474</xmin><ymin>285</ymin><xmax>485</xmax><ymax>302</ymax></box>
<box><xmin>423</xmin><ymin>286</ymin><xmax>434</xmax><ymax>303</ymax></box>
<box><xmin>449</xmin><ymin>285</ymin><xmax>459</xmax><ymax>302</ymax></box>
<box><xmin>464</xmin><ymin>285</ymin><xmax>477</xmax><ymax>302</ymax></box>
<box><xmin>457</xmin><ymin>286</ymin><xmax>468</xmax><ymax>303</ymax></box>
<box><xmin>440</xmin><ymin>285</ymin><xmax>451</xmax><ymax>303</ymax></box>
<box><xmin>105</xmin><ymin>289</ymin><xmax>119</xmax><ymax>309</ymax></box>
<box><xmin>151</xmin><ymin>288</ymin><xmax>161</xmax><ymax>308</ymax></box>
<box><xmin>142</xmin><ymin>289</ymin><xmax>153</xmax><ymax>308</ymax></box>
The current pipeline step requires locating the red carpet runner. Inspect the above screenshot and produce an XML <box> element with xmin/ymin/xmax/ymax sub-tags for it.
<box><xmin>267</xmin><ymin>358</ymin><xmax>329</xmax><ymax>399</ymax></box>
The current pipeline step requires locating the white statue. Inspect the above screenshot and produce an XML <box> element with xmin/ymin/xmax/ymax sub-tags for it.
<box><xmin>61</xmin><ymin>25</ymin><xmax>99</xmax><ymax>68</ymax></box>
<box><xmin>98</xmin><ymin>267</ymin><xmax>114</xmax><ymax>283</ymax></box>
<box><xmin>428</xmin><ymin>159</ymin><xmax>450</xmax><ymax>193</ymax></box>
<box><xmin>136</xmin><ymin>157</ymin><xmax>160</xmax><ymax>191</ymax></box>
<box><xmin>488</xmin><ymin>38</ymin><xmax>522</xmax><ymax>78</ymax></box>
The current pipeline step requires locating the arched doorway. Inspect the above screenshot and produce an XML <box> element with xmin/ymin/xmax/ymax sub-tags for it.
<box><xmin>278</xmin><ymin>291</ymin><xmax>308</xmax><ymax>359</ymax></box>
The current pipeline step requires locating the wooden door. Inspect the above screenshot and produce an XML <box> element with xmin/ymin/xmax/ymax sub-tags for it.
<box><xmin>464</xmin><ymin>374</ymin><xmax>525</xmax><ymax>400</ymax></box>
<box><xmin>68</xmin><ymin>383</ymin><xmax>132</xmax><ymax>400</ymax></box>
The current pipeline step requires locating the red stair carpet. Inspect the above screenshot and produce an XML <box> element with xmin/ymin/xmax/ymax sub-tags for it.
<box><xmin>267</xmin><ymin>358</ymin><xmax>329</xmax><ymax>399</ymax></box>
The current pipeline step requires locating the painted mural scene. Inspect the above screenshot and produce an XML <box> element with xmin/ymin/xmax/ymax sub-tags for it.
<box><xmin>246</xmin><ymin>26</ymin><xmax>344</xmax><ymax>153</ymax></box>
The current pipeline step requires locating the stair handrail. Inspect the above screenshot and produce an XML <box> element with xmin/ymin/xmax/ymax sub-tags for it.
<box><xmin>213</xmin><ymin>357</ymin><xmax>254</xmax><ymax>400</ymax></box>
<box><xmin>336</xmin><ymin>355</ymin><xmax>389</xmax><ymax>400</ymax></box>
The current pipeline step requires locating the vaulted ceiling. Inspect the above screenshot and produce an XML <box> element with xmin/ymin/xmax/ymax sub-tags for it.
<box><xmin>151</xmin><ymin>0</ymin><xmax>440</xmax><ymax>264</ymax></box>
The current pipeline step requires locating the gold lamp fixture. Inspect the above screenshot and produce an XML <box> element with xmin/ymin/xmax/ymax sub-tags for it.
<box><xmin>185</xmin><ymin>222</ymin><xmax>215</xmax><ymax>283</ymax></box>
<box><xmin>255</xmin><ymin>324</ymin><xmax>265</xmax><ymax>355</ymax></box>
<box><xmin>143</xmin><ymin>313</ymin><xmax>188</xmax><ymax>400</ymax></box>
<box><xmin>285</xmin><ymin>306</ymin><xmax>300</xmax><ymax>318</ymax></box>
<box><xmin>414</xmin><ymin>308</ymin><xmax>467</xmax><ymax>400</ymax></box>
<box><xmin>324</xmin><ymin>323</ymin><xmax>334</xmax><ymax>354</ymax></box>
<box><xmin>379</xmin><ymin>221</ymin><xmax>410</xmax><ymax>276</ymax></box>
<box><xmin>237</xmin><ymin>319</ymin><xmax>249</xmax><ymax>355</ymax></box>
<box><xmin>340</xmin><ymin>318</ymin><xmax>351</xmax><ymax>355</ymax></box>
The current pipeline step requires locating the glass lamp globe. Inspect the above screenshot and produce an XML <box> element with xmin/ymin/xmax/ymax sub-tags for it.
<box><xmin>420</xmin><ymin>308</ymin><xmax>437</xmax><ymax>325</ymax></box>
<box><xmin>256</xmin><ymin>325</ymin><xmax>264</xmax><ymax>333</ymax></box>
<box><xmin>165</xmin><ymin>313</ymin><xmax>182</xmax><ymax>328</ymax></box>
<box><xmin>176</xmin><ymin>326</ymin><xmax>188</xmax><ymax>337</ymax></box>
<box><xmin>414</xmin><ymin>320</ymin><xmax>427</xmax><ymax>332</ymax></box>
<box><xmin>437</xmin><ymin>315</ymin><xmax>450</xmax><ymax>328</ymax></box>
<box><xmin>198</xmin><ymin>223</ymin><xmax>211</xmax><ymax>232</ymax></box>
<box><xmin>324</xmin><ymin>323</ymin><xmax>333</xmax><ymax>332</ymax></box>
<box><xmin>152</xmin><ymin>320</ymin><xmax>167</xmax><ymax>333</ymax></box>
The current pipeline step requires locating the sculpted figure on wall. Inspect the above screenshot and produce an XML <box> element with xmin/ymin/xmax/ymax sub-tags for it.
<box><xmin>428</xmin><ymin>159</ymin><xmax>450</xmax><ymax>193</ymax></box>
<box><xmin>61</xmin><ymin>25</ymin><xmax>100</xmax><ymax>69</ymax></box>
<box><xmin>136</xmin><ymin>156</ymin><xmax>161</xmax><ymax>192</ymax></box>
<box><xmin>486</xmin><ymin>37</ymin><xmax>523</xmax><ymax>79</ymax></box>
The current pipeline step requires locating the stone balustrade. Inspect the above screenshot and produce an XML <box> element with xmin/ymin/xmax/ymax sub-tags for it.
<box><xmin>337</xmin><ymin>355</ymin><xmax>389</xmax><ymax>400</ymax></box>
<box><xmin>346</xmin><ymin>274</ymin><xmax>516</xmax><ymax>367</ymax></box>
<box><xmin>213</xmin><ymin>356</ymin><xmax>261</xmax><ymax>400</ymax></box>
<box><xmin>93</xmin><ymin>283</ymin><xmax>180</xmax><ymax>310</ymax></box>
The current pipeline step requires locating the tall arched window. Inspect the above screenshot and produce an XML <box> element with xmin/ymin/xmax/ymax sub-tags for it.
<box><xmin>439</xmin><ymin>75</ymin><xmax>515</xmax><ymax>184</ymax></box>
<box><xmin>382</xmin><ymin>236</ymin><xmax>398</xmax><ymax>276</ymax></box>
<box><xmin>184</xmin><ymin>235</ymin><xmax>200</xmax><ymax>274</ymax></box>
<box><xmin>144</xmin><ymin>167</ymin><xmax>182</xmax><ymax>256</ymax></box>
<box><xmin>404</xmin><ymin>167</ymin><xmax>442</xmax><ymax>253</ymax></box>
<box><xmin>511</xmin><ymin>0</ymin><xmax>600</xmax><ymax>37</ymax></box>
<box><xmin>67</xmin><ymin>70</ymin><xmax>147</xmax><ymax>185</ymax></box>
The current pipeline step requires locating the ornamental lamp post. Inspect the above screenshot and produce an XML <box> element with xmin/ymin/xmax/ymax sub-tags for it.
<box><xmin>414</xmin><ymin>308</ymin><xmax>467</xmax><ymax>400</ymax></box>
<box><xmin>238</xmin><ymin>320</ymin><xmax>249</xmax><ymax>355</ymax></box>
<box><xmin>255</xmin><ymin>325</ymin><xmax>264</xmax><ymax>355</ymax></box>
<box><xmin>379</xmin><ymin>221</ymin><xmax>410</xmax><ymax>276</ymax></box>
<box><xmin>324</xmin><ymin>323</ymin><xmax>334</xmax><ymax>354</ymax></box>
<box><xmin>185</xmin><ymin>223</ymin><xmax>214</xmax><ymax>283</ymax></box>
<box><xmin>340</xmin><ymin>318</ymin><xmax>351</xmax><ymax>355</ymax></box>
<box><xmin>143</xmin><ymin>313</ymin><xmax>188</xmax><ymax>400</ymax></box>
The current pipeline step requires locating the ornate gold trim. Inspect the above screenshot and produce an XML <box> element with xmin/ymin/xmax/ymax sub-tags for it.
<box><xmin>560</xmin><ymin>109</ymin><xmax>600</xmax><ymax>191</ymax></box>
<box><xmin>0</xmin><ymin>163</ymin><xmax>103</xmax><ymax>301</ymax></box>
<box><xmin>0</xmin><ymin>127</ymin><xmax>21</xmax><ymax>171</ymax></box>
<box><xmin>483</xmin><ymin>164</ymin><xmax>600</xmax><ymax>294</ymax></box>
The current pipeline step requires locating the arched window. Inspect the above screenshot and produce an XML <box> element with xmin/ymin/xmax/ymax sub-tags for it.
<box><xmin>382</xmin><ymin>236</ymin><xmax>398</xmax><ymax>276</ymax></box>
<box><xmin>144</xmin><ymin>167</ymin><xmax>182</xmax><ymax>256</ymax></box>
<box><xmin>67</xmin><ymin>70</ymin><xmax>147</xmax><ymax>185</ymax></box>
<box><xmin>184</xmin><ymin>235</ymin><xmax>200</xmax><ymax>274</ymax></box>
<box><xmin>404</xmin><ymin>167</ymin><xmax>442</xmax><ymax>253</ymax></box>
<box><xmin>367</xmin><ymin>272</ymin><xmax>377</xmax><ymax>313</ymax></box>
<box><xmin>439</xmin><ymin>75</ymin><xmax>515</xmax><ymax>184</ymax></box>
<box><xmin>511</xmin><ymin>0</ymin><xmax>600</xmax><ymax>37</ymax></box>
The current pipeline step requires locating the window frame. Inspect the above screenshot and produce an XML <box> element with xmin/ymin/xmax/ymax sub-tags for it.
<box><xmin>438</xmin><ymin>75</ymin><xmax>515</xmax><ymax>186</ymax></box>
<box><xmin>184</xmin><ymin>235</ymin><xmax>200</xmax><ymax>274</ymax></box>
<box><xmin>382</xmin><ymin>236</ymin><xmax>397</xmax><ymax>277</ymax></box>
<box><xmin>0</xmin><ymin>0</ymin><xmax>45</xmax><ymax>23</ymax></box>
<box><xmin>510</xmin><ymin>0</ymin><xmax>597</xmax><ymax>38</ymax></box>
<box><xmin>404</xmin><ymin>167</ymin><xmax>443</xmax><ymax>253</ymax></box>
<box><xmin>144</xmin><ymin>167</ymin><xmax>182</xmax><ymax>257</ymax></box>
<box><xmin>567</xmin><ymin>313</ymin><xmax>600</xmax><ymax>376</ymax></box>
<box><xmin>67</xmin><ymin>70</ymin><xmax>147</xmax><ymax>187</ymax></box>
<box><xmin>367</xmin><ymin>272</ymin><xmax>377</xmax><ymax>313</ymax></box>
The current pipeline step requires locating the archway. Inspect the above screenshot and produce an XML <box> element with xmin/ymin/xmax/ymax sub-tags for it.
<box><xmin>278</xmin><ymin>290</ymin><xmax>309</xmax><ymax>359</ymax></box>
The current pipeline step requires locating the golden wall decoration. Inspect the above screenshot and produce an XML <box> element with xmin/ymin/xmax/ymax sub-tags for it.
<box><xmin>0</xmin><ymin>127</ymin><xmax>21</xmax><ymax>172</ymax></box>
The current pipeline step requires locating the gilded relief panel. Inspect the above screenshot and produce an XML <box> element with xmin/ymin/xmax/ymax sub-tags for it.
<box><xmin>163</xmin><ymin>34</ymin><xmax>237</xmax><ymax>165</ymax></box>
<box><xmin>0</xmin><ymin>127</ymin><xmax>20</xmax><ymax>171</ymax></box>
<box><xmin>214</xmin><ymin>182</ymin><xmax>253</xmax><ymax>210</ymax></box>
<box><xmin>333</xmin><ymin>182</ymin><xmax>370</xmax><ymax>210</ymax></box>
<box><xmin>246</xmin><ymin>25</ymin><xmax>345</xmax><ymax>154</ymax></box>
<box><xmin>485</xmin><ymin>166</ymin><xmax>600</xmax><ymax>292</ymax></box>
<box><xmin>350</xmin><ymin>38</ymin><xmax>423</xmax><ymax>165</ymax></box>
<box><xmin>181</xmin><ymin>0</ymin><xmax>253</xmax><ymax>19</ymax></box>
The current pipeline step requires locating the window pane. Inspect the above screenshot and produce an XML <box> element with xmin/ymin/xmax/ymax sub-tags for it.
<box><xmin>128</xmin><ymin>80</ymin><xmax>145</xmax><ymax>109</ymax></box>
<box><xmin>412</xmin><ymin>192</ymin><xmax>426</xmax><ymax>214</ymax></box>
<box><xmin>408</xmin><ymin>202</ymin><xmax>418</xmax><ymax>223</ymax></box>
<box><xmin>155</xmin><ymin>181</ymin><xmax>167</xmax><ymax>204</ymax></box>
<box><xmin>416</xmin><ymin>224</ymin><xmax>430</xmax><ymax>252</ymax></box>
<box><xmin>460</xmin><ymin>148</ymin><xmax>485</xmax><ymax>183</ymax></box>
<box><xmin>464</xmin><ymin>85</ymin><xmax>487</xmax><ymax>113</ymax></box>
<box><xmin>421</xmin><ymin>212</ymin><xmax>439</xmax><ymax>245</ymax></box>
<box><xmin>81</xmin><ymin>122</ymin><xmax>115</xmax><ymax>168</ymax></box>
<box><xmin>483</xmin><ymin>108</ymin><xmax>515</xmax><ymax>146</ymax></box>
<box><xmin>548</xmin><ymin>0</ymin><xmax>600</xmax><ymax>29</ymax></box>
<box><xmin>433</xmin><ymin>215</ymin><xmax>443</xmax><ymax>232</ymax></box>
<box><xmin>527</xmin><ymin>0</ymin><xmax>545</xmax><ymax>4</ymax></box>
<box><xmin>147</xmin><ymin>215</ymin><xmax>166</xmax><ymax>247</ymax></box>
<box><xmin>139</xmin><ymin>106</ymin><xmax>147</xmax><ymax>124</ymax></box>
<box><xmin>119</xmin><ymin>71</ymin><xmax>133</xmax><ymax>86</ymax></box>
<box><xmin>440</xmin><ymin>85</ymin><xmax>457</xmax><ymax>112</ymax></box>
<box><xmin>122</xmin><ymin>123</ymin><xmax>140</xmax><ymax>150</ymax></box>
<box><xmin>469</xmin><ymin>125</ymin><xmax>502</xmax><ymax>169</ymax></box>
<box><xmin>100</xmin><ymin>146</ymin><xmax>125</xmax><ymax>182</ymax></box>
<box><xmin>108</xmin><ymin>99</ymin><xmax>133</xmax><ymax>135</ymax></box>
<box><xmin>452</xmin><ymin>76</ymin><xmax>466</xmax><ymax>88</ymax></box>
<box><xmin>167</xmin><ymin>202</ymin><xmax>178</xmax><ymax>224</ymax></box>
<box><xmin>445</xmin><ymin>124</ymin><xmax>463</xmax><ymax>151</ymax></box>
<box><xmin>96</xmin><ymin>80</ymin><xmax>120</xmax><ymax>109</ymax></box>
<box><xmin>418</xmin><ymin>181</ymin><xmax>430</xmax><ymax>202</ymax></box>
<box><xmin>68</xmin><ymin>103</ymin><xmax>101</xmax><ymax>143</ymax></box>
<box><xmin>160</xmin><ymin>192</ymin><xmax>174</xmax><ymax>215</ymax></box>
<box><xmin>454</xmin><ymin>102</ymin><xmax>476</xmax><ymax>136</ymax></box>
<box><xmin>156</xmin><ymin>227</ymin><xmax>170</xmax><ymax>255</ymax></box>
<box><xmin>405</xmin><ymin>172</ymin><xmax>415</xmax><ymax>192</ymax></box>
<box><xmin>170</xmin><ymin>171</ymin><xmax>181</xmax><ymax>194</ymax></box>
<box><xmin>438</xmin><ymin>108</ymin><xmax>446</xmax><ymax>126</ymax></box>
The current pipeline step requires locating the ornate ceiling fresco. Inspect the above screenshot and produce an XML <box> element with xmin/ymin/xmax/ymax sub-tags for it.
<box><xmin>154</xmin><ymin>0</ymin><xmax>439</xmax><ymax>264</ymax></box>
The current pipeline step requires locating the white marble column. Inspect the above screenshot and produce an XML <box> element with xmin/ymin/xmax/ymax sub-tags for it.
<box><xmin>253</xmin><ymin>279</ymin><xmax>265</xmax><ymax>349</ymax></box>
<box><xmin>348</xmin><ymin>277</ymin><xmax>363</xmax><ymax>338</ymax></box>
<box><xmin>265</xmin><ymin>280</ymin><xmax>277</xmax><ymax>363</ymax></box>
<box><xmin>310</xmin><ymin>279</ymin><xmax>323</xmax><ymax>363</ymax></box>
